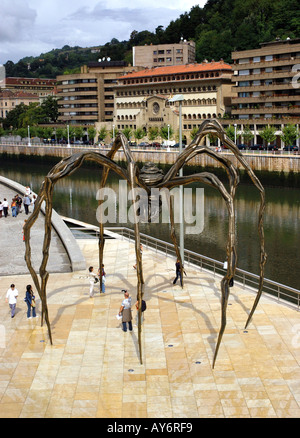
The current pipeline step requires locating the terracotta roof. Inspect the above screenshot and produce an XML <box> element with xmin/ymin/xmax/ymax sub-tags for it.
<box><xmin>0</xmin><ymin>89</ymin><xmax>40</xmax><ymax>99</ymax></box>
<box><xmin>118</xmin><ymin>61</ymin><xmax>232</xmax><ymax>80</ymax></box>
<box><xmin>5</xmin><ymin>77</ymin><xmax>56</xmax><ymax>85</ymax></box>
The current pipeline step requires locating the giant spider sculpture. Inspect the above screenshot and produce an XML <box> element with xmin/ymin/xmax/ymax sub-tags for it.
<box><xmin>23</xmin><ymin>119</ymin><xmax>267</xmax><ymax>368</ymax></box>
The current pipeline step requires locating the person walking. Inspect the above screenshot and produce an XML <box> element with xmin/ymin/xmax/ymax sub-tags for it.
<box><xmin>2</xmin><ymin>198</ymin><xmax>8</xmax><ymax>217</ymax></box>
<box><xmin>11</xmin><ymin>198</ymin><xmax>18</xmax><ymax>217</ymax></box>
<box><xmin>119</xmin><ymin>290</ymin><xmax>133</xmax><ymax>332</ymax></box>
<box><xmin>25</xmin><ymin>285</ymin><xmax>38</xmax><ymax>319</ymax></box>
<box><xmin>88</xmin><ymin>266</ymin><xmax>98</xmax><ymax>297</ymax></box>
<box><xmin>23</xmin><ymin>195</ymin><xmax>31</xmax><ymax>215</ymax></box>
<box><xmin>5</xmin><ymin>284</ymin><xmax>19</xmax><ymax>318</ymax></box>
<box><xmin>173</xmin><ymin>258</ymin><xmax>183</xmax><ymax>287</ymax></box>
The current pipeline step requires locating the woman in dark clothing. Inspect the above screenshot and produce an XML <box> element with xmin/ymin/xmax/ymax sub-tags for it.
<box><xmin>25</xmin><ymin>284</ymin><xmax>37</xmax><ymax>319</ymax></box>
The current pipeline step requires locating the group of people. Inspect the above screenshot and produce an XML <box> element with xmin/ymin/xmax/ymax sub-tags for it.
<box><xmin>118</xmin><ymin>290</ymin><xmax>147</xmax><ymax>332</ymax></box>
<box><xmin>0</xmin><ymin>186</ymin><xmax>36</xmax><ymax>219</ymax></box>
<box><xmin>5</xmin><ymin>284</ymin><xmax>37</xmax><ymax>320</ymax></box>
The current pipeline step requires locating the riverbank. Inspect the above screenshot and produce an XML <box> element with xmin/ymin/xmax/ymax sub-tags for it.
<box><xmin>1</xmin><ymin>146</ymin><xmax>300</xmax><ymax>188</ymax></box>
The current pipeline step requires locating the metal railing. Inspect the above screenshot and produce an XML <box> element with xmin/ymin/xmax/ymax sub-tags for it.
<box><xmin>68</xmin><ymin>223</ymin><xmax>300</xmax><ymax>311</ymax></box>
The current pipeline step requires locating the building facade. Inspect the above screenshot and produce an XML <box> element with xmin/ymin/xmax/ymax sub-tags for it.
<box><xmin>4</xmin><ymin>77</ymin><xmax>56</xmax><ymax>102</ymax></box>
<box><xmin>56</xmin><ymin>61</ymin><xmax>141</xmax><ymax>125</ymax></box>
<box><xmin>230</xmin><ymin>38</ymin><xmax>300</xmax><ymax>146</ymax></box>
<box><xmin>0</xmin><ymin>89</ymin><xmax>40</xmax><ymax>119</ymax></box>
<box><xmin>114</xmin><ymin>61</ymin><xmax>233</xmax><ymax>142</ymax></box>
<box><xmin>133</xmin><ymin>40</ymin><xmax>196</xmax><ymax>69</ymax></box>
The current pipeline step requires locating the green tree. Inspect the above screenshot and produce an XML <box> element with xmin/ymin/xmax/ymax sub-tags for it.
<box><xmin>260</xmin><ymin>125</ymin><xmax>277</xmax><ymax>146</ymax></box>
<box><xmin>41</xmin><ymin>96</ymin><xmax>59</xmax><ymax>123</ymax></box>
<box><xmin>225</xmin><ymin>125</ymin><xmax>235</xmax><ymax>142</ymax></box>
<box><xmin>148</xmin><ymin>126</ymin><xmax>159</xmax><ymax>143</ymax></box>
<box><xmin>242</xmin><ymin>125</ymin><xmax>254</xmax><ymax>145</ymax></box>
<box><xmin>280</xmin><ymin>124</ymin><xmax>299</xmax><ymax>147</ymax></box>
<box><xmin>160</xmin><ymin>125</ymin><xmax>174</xmax><ymax>142</ymax></box>
<box><xmin>75</xmin><ymin>126</ymin><xmax>84</xmax><ymax>140</ymax></box>
<box><xmin>122</xmin><ymin>127</ymin><xmax>132</xmax><ymax>141</ymax></box>
<box><xmin>87</xmin><ymin>126</ymin><xmax>96</xmax><ymax>144</ymax></box>
<box><xmin>133</xmin><ymin>127</ymin><xmax>145</xmax><ymax>143</ymax></box>
<box><xmin>98</xmin><ymin>126</ymin><xmax>107</xmax><ymax>143</ymax></box>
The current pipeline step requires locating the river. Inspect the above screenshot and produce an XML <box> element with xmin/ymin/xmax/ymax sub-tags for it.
<box><xmin>0</xmin><ymin>159</ymin><xmax>299</xmax><ymax>290</ymax></box>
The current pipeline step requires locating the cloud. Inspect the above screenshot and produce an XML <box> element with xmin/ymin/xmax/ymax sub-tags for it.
<box><xmin>0</xmin><ymin>0</ymin><xmax>36</xmax><ymax>43</ymax></box>
<box><xmin>0</xmin><ymin>0</ymin><xmax>204</xmax><ymax>64</ymax></box>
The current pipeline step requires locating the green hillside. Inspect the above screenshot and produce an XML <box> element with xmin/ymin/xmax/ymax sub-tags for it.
<box><xmin>4</xmin><ymin>0</ymin><xmax>300</xmax><ymax>78</ymax></box>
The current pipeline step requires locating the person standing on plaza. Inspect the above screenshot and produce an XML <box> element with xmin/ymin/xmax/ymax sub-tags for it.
<box><xmin>11</xmin><ymin>198</ymin><xmax>18</xmax><ymax>217</ymax></box>
<box><xmin>173</xmin><ymin>258</ymin><xmax>183</xmax><ymax>287</ymax></box>
<box><xmin>25</xmin><ymin>284</ymin><xmax>37</xmax><ymax>319</ymax></box>
<box><xmin>23</xmin><ymin>195</ymin><xmax>31</xmax><ymax>215</ymax></box>
<box><xmin>5</xmin><ymin>284</ymin><xmax>19</xmax><ymax>318</ymax></box>
<box><xmin>88</xmin><ymin>266</ymin><xmax>98</xmax><ymax>297</ymax></box>
<box><xmin>15</xmin><ymin>194</ymin><xmax>22</xmax><ymax>214</ymax></box>
<box><xmin>2</xmin><ymin>198</ymin><xmax>9</xmax><ymax>217</ymax></box>
<box><xmin>0</xmin><ymin>201</ymin><xmax>3</xmax><ymax>218</ymax></box>
<box><xmin>98</xmin><ymin>264</ymin><xmax>106</xmax><ymax>293</ymax></box>
<box><xmin>2</xmin><ymin>198</ymin><xmax>8</xmax><ymax>217</ymax></box>
<box><xmin>119</xmin><ymin>290</ymin><xmax>133</xmax><ymax>332</ymax></box>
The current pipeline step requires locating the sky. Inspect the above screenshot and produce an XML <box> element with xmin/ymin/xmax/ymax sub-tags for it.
<box><xmin>0</xmin><ymin>0</ymin><xmax>206</xmax><ymax>65</ymax></box>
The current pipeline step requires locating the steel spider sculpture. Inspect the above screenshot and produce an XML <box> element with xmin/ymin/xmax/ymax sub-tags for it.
<box><xmin>23</xmin><ymin>119</ymin><xmax>267</xmax><ymax>368</ymax></box>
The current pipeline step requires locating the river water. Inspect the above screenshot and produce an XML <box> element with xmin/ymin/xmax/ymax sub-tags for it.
<box><xmin>0</xmin><ymin>159</ymin><xmax>299</xmax><ymax>290</ymax></box>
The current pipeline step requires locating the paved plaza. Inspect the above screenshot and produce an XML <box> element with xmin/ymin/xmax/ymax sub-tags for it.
<box><xmin>1</xmin><ymin>234</ymin><xmax>300</xmax><ymax>418</ymax></box>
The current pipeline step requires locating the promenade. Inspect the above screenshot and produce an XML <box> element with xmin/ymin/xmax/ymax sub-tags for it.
<box><xmin>1</xmin><ymin>232</ymin><xmax>300</xmax><ymax>418</ymax></box>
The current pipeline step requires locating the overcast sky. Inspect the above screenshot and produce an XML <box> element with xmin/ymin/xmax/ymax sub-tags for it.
<box><xmin>0</xmin><ymin>0</ymin><xmax>206</xmax><ymax>65</ymax></box>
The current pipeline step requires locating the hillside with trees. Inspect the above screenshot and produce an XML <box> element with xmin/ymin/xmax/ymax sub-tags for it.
<box><xmin>3</xmin><ymin>0</ymin><xmax>300</xmax><ymax>78</ymax></box>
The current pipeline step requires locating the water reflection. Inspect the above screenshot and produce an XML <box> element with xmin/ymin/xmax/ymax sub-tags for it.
<box><xmin>0</xmin><ymin>160</ymin><xmax>299</xmax><ymax>289</ymax></box>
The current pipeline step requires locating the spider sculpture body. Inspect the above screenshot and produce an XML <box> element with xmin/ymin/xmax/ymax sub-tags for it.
<box><xmin>23</xmin><ymin>119</ymin><xmax>267</xmax><ymax>368</ymax></box>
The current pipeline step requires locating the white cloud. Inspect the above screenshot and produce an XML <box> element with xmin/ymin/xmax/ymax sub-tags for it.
<box><xmin>0</xmin><ymin>0</ymin><xmax>206</xmax><ymax>64</ymax></box>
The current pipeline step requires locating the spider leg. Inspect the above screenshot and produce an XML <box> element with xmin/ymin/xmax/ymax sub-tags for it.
<box><xmin>128</xmin><ymin>161</ymin><xmax>144</xmax><ymax>365</ymax></box>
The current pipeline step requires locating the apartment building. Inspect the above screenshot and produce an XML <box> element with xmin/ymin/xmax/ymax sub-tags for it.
<box><xmin>56</xmin><ymin>61</ymin><xmax>141</xmax><ymax>125</ymax></box>
<box><xmin>0</xmin><ymin>89</ymin><xmax>39</xmax><ymax>119</ymax></box>
<box><xmin>133</xmin><ymin>40</ymin><xmax>196</xmax><ymax>68</ymax></box>
<box><xmin>4</xmin><ymin>77</ymin><xmax>56</xmax><ymax>102</ymax></box>
<box><xmin>114</xmin><ymin>61</ymin><xmax>233</xmax><ymax>142</ymax></box>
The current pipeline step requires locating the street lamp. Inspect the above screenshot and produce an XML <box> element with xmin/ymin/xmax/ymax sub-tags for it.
<box><xmin>167</xmin><ymin>124</ymin><xmax>170</xmax><ymax>152</ymax></box>
<box><xmin>27</xmin><ymin>125</ymin><xmax>31</xmax><ymax>147</ymax></box>
<box><xmin>234</xmin><ymin>124</ymin><xmax>237</xmax><ymax>144</ymax></box>
<box><xmin>168</xmin><ymin>94</ymin><xmax>184</xmax><ymax>264</ymax></box>
<box><xmin>113</xmin><ymin>124</ymin><xmax>115</xmax><ymax>143</ymax></box>
<box><xmin>67</xmin><ymin>125</ymin><xmax>70</xmax><ymax>148</ymax></box>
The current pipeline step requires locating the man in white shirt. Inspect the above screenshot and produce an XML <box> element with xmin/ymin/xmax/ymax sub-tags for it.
<box><xmin>5</xmin><ymin>284</ymin><xmax>19</xmax><ymax>318</ymax></box>
<box><xmin>2</xmin><ymin>198</ymin><xmax>8</xmax><ymax>217</ymax></box>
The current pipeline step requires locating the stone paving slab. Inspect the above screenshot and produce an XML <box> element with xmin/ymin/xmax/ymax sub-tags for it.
<box><xmin>0</xmin><ymin>236</ymin><xmax>300</xmax><ymax>418</ymax></box>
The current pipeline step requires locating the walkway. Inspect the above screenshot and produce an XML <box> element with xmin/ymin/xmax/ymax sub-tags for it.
<box><xmin>0</xmin><ymin>235</ymin><xmax>300</xmax><ymax>418</ymax></box>
<box><xmin>0</xmin><ymin>183</ymin><xmax>72</xmax><ymax>276</ymax></box>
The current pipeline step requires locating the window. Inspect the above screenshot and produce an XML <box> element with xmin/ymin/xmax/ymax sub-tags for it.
<box><xmin>239</xmin><ymin>69</ymin><xmax>250</xmax><ymax>75</ymax></box>
<box><xmin>239</xmin><ymin>58</ymin><xmax>249</xmax><ymax>64</ymax></box>
<box><xmin>253</xmin><ymin>68</ymin><xmax>261</xmax><ymax>74</ymax></box>
<box><xmin>265</xmin><ymin>55</ymin><xmax>273</xmax><ymax>61</ymax></box>
<box><xmin>253</xmin><ymin>56</ymin><xmax>261</xmax><ymax>63</ymax></box>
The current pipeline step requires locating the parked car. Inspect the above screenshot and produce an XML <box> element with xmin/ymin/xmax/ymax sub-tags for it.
<box><xmin>237</xmin><ymin>144</ymin><xmax>247</xmax><ymax>150</ymax></box>
<box><xmin>151</xmin><ymin>142</ymin><xmax>161</xmax><ymax>148</ymax></box>
<box><xmin>250</xmin><ymin>144</ymin><xmax>263</xmax><ymax>150</ymax></box>
<box><xmin>171</xmin><ymin>143</ymin><xmax>186</xmax><ymax>148</ymax></box>
<box><xmin>283</xmin><ymin>145</ymin><xmax>299</xmax><ymax>151</ymax></box>
<box><xmin>265</xmin><ymin>144</ymin><xmax>278</xmax><ymax>151</ymax></box>
<box><xmin>138</xmin><ymin>142</ymin><xmax>149</xmax><ymax>147</ymax></box>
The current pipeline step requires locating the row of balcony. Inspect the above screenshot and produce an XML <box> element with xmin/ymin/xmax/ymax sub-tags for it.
<box><xmin>233</xmin><ymin>55</ymin><xmax>300</xmax><ymax>70</ymax></box>
<box><xmin>231</xmin><ymin>105</ymin><xmax>300</xmax><ymax>114</ymax></box>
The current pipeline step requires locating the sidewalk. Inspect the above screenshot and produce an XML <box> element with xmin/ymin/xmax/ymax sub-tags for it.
<box><xmin>0</xmin><ymin>236</ymin><xmax>300</xmax><ymax>418</ymax></box>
